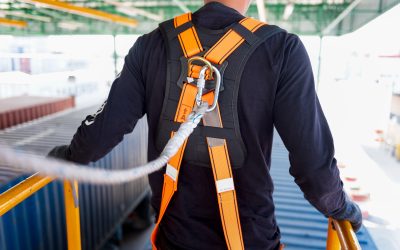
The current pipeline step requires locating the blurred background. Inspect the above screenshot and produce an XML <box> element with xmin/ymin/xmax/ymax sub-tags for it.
<box><xmin>0</xmin><ymin>1</ymin><xmax>399</xmax><ymax>250</ymax></box>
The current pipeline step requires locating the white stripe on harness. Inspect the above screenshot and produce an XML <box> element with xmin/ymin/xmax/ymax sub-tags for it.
<box><xmin>216</xmin><ymin>178</ymin><xmax>234</xmax><ymax>193</ymax></box>
<box><xmin>166</xmin><ymin>164</ymin><xmax>178</xmax><ymax>181</ymax></box>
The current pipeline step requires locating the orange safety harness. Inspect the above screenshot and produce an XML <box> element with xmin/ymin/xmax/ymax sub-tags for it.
<box><xmin>151</xmin><ymin>13</ymin><xmax>266</xmax><ymax>250</ymax></box>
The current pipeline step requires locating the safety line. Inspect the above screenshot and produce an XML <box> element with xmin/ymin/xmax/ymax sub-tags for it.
<box><xmin>0</xmin><ymin>104</ymin><xmax>208</xmax><ymax>185</ymax></box>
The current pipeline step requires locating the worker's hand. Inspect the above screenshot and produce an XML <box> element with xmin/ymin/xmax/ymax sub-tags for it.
<box><xmin>47</xmin><ymin>145</ymin><xmax>70</xmax><ymax>161</ymax></box>
<box><xmin>332</xmin><ymin>195</ymin><xmax>363</xmax><ymax>232</ymax></box>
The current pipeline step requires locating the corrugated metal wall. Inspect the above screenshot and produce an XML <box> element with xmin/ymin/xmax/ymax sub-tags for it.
<box><xmin>0</xmin><ymin>105</ymin><xmax>150</xmax><ymax>250</ymax></box>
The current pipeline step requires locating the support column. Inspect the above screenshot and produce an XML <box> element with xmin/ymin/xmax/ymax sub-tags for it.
<box><xmin>113</xmin><ymin>33</ymin><xmax>118</xmax><ymax>77</ymax></box>
<box><xmin>64</xmin><ymin>180</ymin><xmax>82</xmax><ymax>250</ymax></box>
<box><xmin>316</xmin><ymin>35</ymin><xmax>323</xmax><ymax>91</ymax></box>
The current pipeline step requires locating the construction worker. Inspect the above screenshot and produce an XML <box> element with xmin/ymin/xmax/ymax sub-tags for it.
<box><xmin>48</xmin><ymin>1</ymin><xmax>362</xmax><ymax>249</ymax></box>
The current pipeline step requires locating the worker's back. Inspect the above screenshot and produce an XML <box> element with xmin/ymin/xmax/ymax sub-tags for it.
<box><xmin>137</xmin><ymin>2</ymin><xmax>339</xmax><ymax>249</ymax></box>
<box><xmin>48</xmin><ymin>1</ymin><xmax>361</xmax><ymax>249</ymax></box>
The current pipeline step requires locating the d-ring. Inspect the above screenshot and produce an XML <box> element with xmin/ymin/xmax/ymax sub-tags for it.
<box><xmin>187</xmin><ymin>56</ymin><xmax>214</xmax><ymax>76</ymax></box>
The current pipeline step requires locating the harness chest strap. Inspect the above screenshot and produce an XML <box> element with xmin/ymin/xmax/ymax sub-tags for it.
<box><xmin>151</xmin><ymin>13</ymin><xmax>266</xmax><ymax>250</ymax></box>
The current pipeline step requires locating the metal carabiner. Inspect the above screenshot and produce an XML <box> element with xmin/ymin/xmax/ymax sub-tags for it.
<box><xmin>197</xmin><ymin>65</ymin><xmax>221</xmax><ymax>113</ymax></box>
<box><xmin>187</xmin><ymin>56</ymin><xmax>221</xmax><ymax>113</ymax></box>
<box><xmin>195</xmin><ymin>66</ymin><xmax>207</xmax><ymax>107</ymax></box>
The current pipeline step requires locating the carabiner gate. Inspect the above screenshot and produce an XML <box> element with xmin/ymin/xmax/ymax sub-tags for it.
<box><xmin>187</xmin><ymin>56</ymin><xmax>221</xmax><ymax>113</ymax></box>
<box><xmin>197</xmin><ymin>65</ymin><xmax>221</xmax><ymax>112</ymax></box>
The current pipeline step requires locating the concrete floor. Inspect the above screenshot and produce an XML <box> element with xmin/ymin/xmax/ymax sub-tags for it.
<box><xmin>318</xmin><ymin>79</ymin><xmax>400</xmax><ymax>249</ymax></box>
<box><xmin>359</xmin><ymin>145</ymin><xmax>400</xmax><ymax>250</ymax></box>
<box><xmin>363</xmin><ymin>145</ymin><xmax>400</xmax><ymax>183</ymax></box>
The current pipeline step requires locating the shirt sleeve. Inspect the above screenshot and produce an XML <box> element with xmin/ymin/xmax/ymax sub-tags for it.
<box><xmin>273</xmin><ymin>34</ymin><xmax>346</xmax><ymax>216</ymax></box>
<box><xmin>66</xmin><ymin>36</ymin><xmax>146</xmax><ymax>164</ymax></box>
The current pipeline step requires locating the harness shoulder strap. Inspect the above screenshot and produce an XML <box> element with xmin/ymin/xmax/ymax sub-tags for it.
<box><xmin>151</xmin><ymin>13</ymin><xmax>205</xmax><ymax>250</ymax></box>
<box><xmin>153</xmin><ymin>15</ymin><xmax>285</xmax><ymax>250</ymax></box>
<box><xmin>172</xmin><ymin>12</ymin><xmax>203</xmax><ymax>58</ymax></box>
<box><xmin>198</xmin><ymin>18</ymin><xmax>282</xmax><ymax>250</ymax></box>
<box><xmin>204</xmin><ymin>17</ymin><xmax>264</xmax><ymax>64</ymax></box>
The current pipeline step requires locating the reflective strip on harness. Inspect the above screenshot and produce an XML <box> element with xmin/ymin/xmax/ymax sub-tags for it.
<box><xmin>204</xmin><ymin>17</ymin><xmax>265</xmax><ymax>65</ymax></box>
<box><xmin>216</xmin><ymin>178</ymin><xmax>235</xmax><ymax>193</ymax></box>
<box><xmin>165</xmin><ymin>164</ymin><xmax>178</xmax><ymax>181</ymax></box>
<box><xmin>174</xmin><ymin>13</ymin><xmax>203</xmax><ymax>58</ymax></box>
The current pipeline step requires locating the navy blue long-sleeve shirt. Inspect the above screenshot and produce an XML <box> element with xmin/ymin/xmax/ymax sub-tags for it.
<box><xmin>65</xmin><ymin>2</ymin><xmax>346</xmax><ymax>249</ymax></box>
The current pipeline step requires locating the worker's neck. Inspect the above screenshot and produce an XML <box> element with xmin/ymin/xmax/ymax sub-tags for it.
<box><xmin>204</xmin><ymin>0</ymin><xmax>248</xmax><ymax>15</ymax></box>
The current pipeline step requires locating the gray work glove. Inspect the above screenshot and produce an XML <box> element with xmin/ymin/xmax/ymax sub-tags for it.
<box><xmin>47</xmin><ymin>145</ymin><xmax>70</xmax><ymax>161</ymax></box>
<box><xmin>331</xmin><ymin>195</ymin><xmax>363</xmax><ymax>232</ymax></box>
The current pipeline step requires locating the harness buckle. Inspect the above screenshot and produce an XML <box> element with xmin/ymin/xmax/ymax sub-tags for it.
<box><xmin>187</xmin><ymin>56</ymin><xmax>221</xmax><ymax>113</ymax></box>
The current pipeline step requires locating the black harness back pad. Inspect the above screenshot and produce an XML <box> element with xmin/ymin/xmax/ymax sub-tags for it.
<box><xmin>156</xmin><ymin>18</ymin><xmax>283</xmax><ymax>169</ymax></box>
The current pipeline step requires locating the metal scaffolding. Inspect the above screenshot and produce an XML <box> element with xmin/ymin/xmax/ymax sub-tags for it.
<box><xmin>0</xmin><ymin>0</ymin><xmax>398</xmax><ymax>35</ymax></box>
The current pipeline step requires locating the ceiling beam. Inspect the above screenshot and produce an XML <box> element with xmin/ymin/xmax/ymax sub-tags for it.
<box><xmin>115</xmin><ymin>7</ymin><xmax>163</xmax><ymax>22</ymax></box>
<box><xmin>17</xmin><ymin>0</ymin><xmax>138</xmax><ymax>28</ymax></box>
<box><xmin>131</xmin><ymin>1</ymin><xmax>200</xmax><ymax>7</ymax></box>
<box><xmin>0</xmin><ymin>17</ymin><xmax>27</xmax><ymax>28</ymax></box>
<box><xmin>256</xmin><ymin>0</ymin><xmax>267</xmax><ymax>22</ymax></box>
<box><xmin>172</xmin><ymin>0</ymin><xmax>190</xmax><ymax>13</ymax></box>
<box><xmin>283</xmin><ymin>2</ymin><xmax>295</xmax><ymax>21</ymax></box>
<box><xmin>105</xmin><ymin>0</ymin><xmax>163</xmax><ymax>22</ymax></box>
<box><xmin>2</xmin><ymin>10</ymin><xmax>52</xmax><ymax>22</ymax></box>
<box><xmin>34</xmin><ymin>7</ymin><xmax>65</xmax><ymax>20</ymax></box>
<box><xmin>322</xmin><ymin>0</ymin><xmax>362</xmax><ymax>35</ymax></box>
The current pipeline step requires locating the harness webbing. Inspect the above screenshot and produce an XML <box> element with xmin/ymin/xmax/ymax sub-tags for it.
<box><xmin>202</xmin><ymin>95</ymin><xmax>245</xmax><ymax>250</ymax></box>
<box><xmin>189</xmin><ymin>64</ymin><xmax>212</xmax><ymax>79</ymax></box>
<box><xmin>151</xmin><ymin>83</ymin><xmax>214</xmax><ymax>249</ymax></box>
<box><xmin>152</xmin><ymin>13</ymin><xmax>266</xmax><ymax>250</ymax></box>
<box><xmin>204</xmin><ymin>17</ymin><xmax>264</xmax><ymax>65</ymax></box>
<box><xmin>174</xmin><ymin>13</ymin><xmax>203</xmax><ymax>58</ymax></box>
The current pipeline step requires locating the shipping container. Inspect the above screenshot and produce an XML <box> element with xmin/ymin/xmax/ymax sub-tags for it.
<box><xmin>0</xmin><ymin>104</ymin><xmax>149</xmax><ymax>250</ymax></box>
<box><xmin>0</xmin><ymin>96</ymin><xmax>75</xmax><ymax>130</ymax></box>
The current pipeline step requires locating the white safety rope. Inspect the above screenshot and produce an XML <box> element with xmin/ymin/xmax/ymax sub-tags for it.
<box><xmin>0</xmin><ymin>103</ymin><xmax>208</xmax><ymax>185</ymax></box>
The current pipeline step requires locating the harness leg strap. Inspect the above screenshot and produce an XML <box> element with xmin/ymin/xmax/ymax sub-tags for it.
<box><xmin>151</xmin><ymin>83</ymin><xmax>197</xmax><ymax>249</ymax></box>
<box><xmin>203</xmin><ymin>102</ymin><xmax>244</xmax><ymax>250</ymax></box>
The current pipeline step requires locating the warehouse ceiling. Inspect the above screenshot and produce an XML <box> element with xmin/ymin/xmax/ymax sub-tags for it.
<box><xmin>0</xmin><ymin>0</ymin><xmax>398</xmax><ymax>36</ymax></box>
